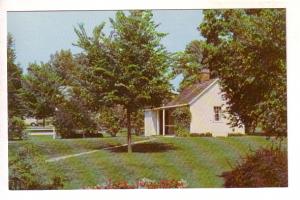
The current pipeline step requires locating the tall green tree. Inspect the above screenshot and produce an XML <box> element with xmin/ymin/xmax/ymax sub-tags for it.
<box><xmin>74</xmin><ymin>10</ymin><xmax>172</xmax><ymax>152</ymax></box>
<box><xmin>7</xmin><ymin>34</ymin><xmax>27</xmax><ymax>140</ymax></box>
<box><xmin>7</xmin><ymin>33</ymin><xmax>24</xmax><ymax>118</ymax></box>
<box><xmin>199</xmin><ymin>9</ymin><xmax>286</xmax><ymax>135</ymax></box>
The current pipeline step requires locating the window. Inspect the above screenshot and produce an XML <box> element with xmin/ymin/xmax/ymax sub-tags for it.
<box><xmin>214</xmin><ymin>106</ymin><xmax>221</xmax><ymax>121</ymax></box>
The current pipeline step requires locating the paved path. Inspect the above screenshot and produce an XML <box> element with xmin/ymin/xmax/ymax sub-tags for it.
<box><xmin>46</xmin><ymin>138</ymin><xmax>157</xmax><ymax>163</ymax></box>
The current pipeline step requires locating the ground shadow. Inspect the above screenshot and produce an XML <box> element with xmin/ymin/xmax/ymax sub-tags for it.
<box><xmin>109</xmin><ymin>142</ymin><xmax>178</xmax><ymax>153</ymax></box>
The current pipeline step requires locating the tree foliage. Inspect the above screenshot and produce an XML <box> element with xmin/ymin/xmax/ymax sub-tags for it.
<box><xmin>74</xmin><ymin>10</ymin><xmax>172</xmax><ymax>152</ymax></box>
<box><xmin>131</xmin><ymin>109</ymin><xmax>144</xmax><ymax>136</ymax></box>
<box><xmin>7</xmin><ymin>34</ymin><xmax>24</xmax><ymax>118</ymax></box>
<box><xmin>171</xmin><ymin>106</ymin><xmax>191</xmax><ymax>129</ymax></box>
<box><xmin>22</xmin><ymin>63</ymin><xmax>59</xmax><ymax>120</ymax></box>
<box><xmin>8</xmin><ymin>116</ymin><xmax>26</xmax><ymax>140</ymax></box>
<box><xmin>95</xmin><ymin>106</ymin><xmax>124</xmax><ymax>137</ymax></box>
<box><xmin>22</xmin><ymin>50</ymin><xmax>97</xmax><ymax>136</ymax></box>
<box><xmin>171</xmin><ymin>106</ymin><xmax>191</xmax><ymax>137</ymax></box>
<box><xmin>53</xmin><ymin>95</ymin><xmax>97</xmax><ymax>138</ymax></box>
<box><xmin>172</xmin><ymin>40</ymin><xmax>206</xmax><ymax>90</ymax></box>
<box><xmin>7</xmin><ymin>34</ymin><xmax>26</xmax><ymax>140</ymax></box>
<box><xmin>199</xmin><ymin>9</ymin><xmax>286</xmax><ymax>136</ymax></box>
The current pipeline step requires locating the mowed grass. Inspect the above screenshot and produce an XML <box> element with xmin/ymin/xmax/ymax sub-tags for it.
<box><xmin>9</xmin><ymin>135</ymin><xmax>148</xmax><ymax>159</ymax></box>
<box><xmin>9</xmin><ymin>135</ymin><xmax>285</xmax><ymax>189</ymax></box>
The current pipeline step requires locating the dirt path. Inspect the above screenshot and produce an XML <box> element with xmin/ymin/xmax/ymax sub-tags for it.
<box><xmin>46</xmin><ymin>138</ymin><xmax>157</xmax><ymax>162</ymax></box>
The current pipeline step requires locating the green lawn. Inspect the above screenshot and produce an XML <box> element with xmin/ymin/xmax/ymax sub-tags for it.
<box><xmin>9</xmin><ymin>135</ymin><xmax>285</xmax><ymax>189</ymax></box>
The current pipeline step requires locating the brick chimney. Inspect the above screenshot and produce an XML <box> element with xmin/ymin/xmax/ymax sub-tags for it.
<box><xmin>199</xmin><ymin>68</ymin><xmax>210</xmax><ymax>82</ymax></box>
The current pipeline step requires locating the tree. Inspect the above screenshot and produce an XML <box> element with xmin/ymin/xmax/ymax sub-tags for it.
<box><xmin>22</xmin><ymin>62</ymin><xmax>60</xmax><ymax>124</ymax></box>
<box><xmin>172</xmin><ymin>40</ymin><xmax>205</xmax><ymax>90</ymax></box>
<box><xmin>22</xmin><ymin>50</ymin><xmax>96</xmax><ymax>134</ymax></box>
<box><xmin>7</xmin><ymin>34</ymin><xmax>26</xmax><ymax>140</ymax></box>
<box><xmin>7</xmin><ymin>33</ymin><xmax>24</xmax><ymax>118</ymax></box>
<box><xmin>74</xmin><ymin>10</ymin><xmax>172</xmax><ymax>152</ymax></box>
<box><xmin>198</xmin><ymin>9</ymin><xmax>286</xmax><ymax>136</ymax></box>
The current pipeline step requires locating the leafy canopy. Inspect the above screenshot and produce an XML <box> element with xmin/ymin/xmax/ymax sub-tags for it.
<box><xmin>74</xmin><ymin>10</ymin><xmax>172</xmax><ymax>112</ymax></box>
<box><xmin>7</xmin><ymin>34</ymin><xmax>24</xmax><ymax>118</ymax></box>
<box><xmin>199</xmin><ymin>9</ymin><xmax>286</xmax><ymax>135</ymax></box>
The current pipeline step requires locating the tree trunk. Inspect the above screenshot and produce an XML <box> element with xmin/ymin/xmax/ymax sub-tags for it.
<box><xmin>127</xmin><ymin>109</ymin><xmax>132</xmax><ymax>153</ymax></box>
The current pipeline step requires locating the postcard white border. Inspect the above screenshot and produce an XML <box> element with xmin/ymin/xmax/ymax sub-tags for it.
<box><xmin>1</xmin><ymin>0</ymin><xmax>299</xmax><ymax>200</ymax></box>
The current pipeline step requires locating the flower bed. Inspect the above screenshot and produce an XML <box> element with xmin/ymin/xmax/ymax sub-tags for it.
<box><xmin>84</xmin><ymin>178</ymin><xmax>188</xmax><ymax>189</ymax></box>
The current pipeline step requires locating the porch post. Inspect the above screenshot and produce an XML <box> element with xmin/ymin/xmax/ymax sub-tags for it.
<box><xmin>156</xmin><ymin>110</ymin><xmax>159</xmax><ymax>135</ymax></box>
<box><xmin>162</xmin><ymin>109</ymin><xmax>166</xmax><ymax>136</ymax></box>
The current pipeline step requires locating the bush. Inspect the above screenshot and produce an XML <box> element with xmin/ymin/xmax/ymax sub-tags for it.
<box><xmin>174</xmin><ymin>125</ymin><xmax>190</xmax><ymax>137</ymax></box>
<box><xmin>171</xmin><ymin>106</ymin><xmax>191</xmax><ymax>128</ymax></box>
<box><xmin>190</xmin><ymin>132</ymin><xmax>213</xmax><ymax>137</ymax></box>
<box><xmin>171</xmin><ymin>107</ymin><xmax>192</xmax><ymax>137</ymax></box>
<box><xmin>228</xmin><ymin>133</ymin><xmax>245</xmax><ymax>137</ymax></box>
<box><xmin>84</xmin><ymin>178</ymin><xmax>188</xmax><ymax>189</ymax></box>
<box><xmin>9</xmin><ymin>144</ymin><xmax>64</xmax><ymax>190</ymax></box>
<box><xmin>221</xmin><ymin>146</ymin><xmax>287</xmax><ymax>187</ymax></box>
<box><xmin>96</xmin><ymin>107</ymin><xmax>122</xmax><ymax>137</ymax></box>
<box><xmin>8</xmin><ymin>116</ymin><xmax>26</xmax><ymax>140</ymax></box>
<box><xmin>54</xmin><ymin>100</ymin><xmax>97</xmax><ymax>138</ymax></box>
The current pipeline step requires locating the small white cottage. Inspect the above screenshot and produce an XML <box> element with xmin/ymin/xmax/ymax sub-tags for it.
<box><xmin>144</xmin><ymin>69</ymin><xmax>245</xmax><ymax>137</ymax></box>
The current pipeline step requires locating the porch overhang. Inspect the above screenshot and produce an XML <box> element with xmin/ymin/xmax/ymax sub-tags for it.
<box><xmin>144</xmin><ymin>103</ymin><xmax>189</xmax><ymax>111</ymax></box>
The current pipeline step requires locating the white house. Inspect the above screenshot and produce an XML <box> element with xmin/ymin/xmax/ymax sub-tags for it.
<box><xmin>144</xmin><ymin>69</ymin><xmax>245</xmax><ymax>137</ymax></box>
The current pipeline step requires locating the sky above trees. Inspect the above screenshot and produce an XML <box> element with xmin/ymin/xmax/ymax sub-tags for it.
<box><xmin>7</xmin><ymin>10</ymin><xmax>203</xmax><ymax>89</ymax></box>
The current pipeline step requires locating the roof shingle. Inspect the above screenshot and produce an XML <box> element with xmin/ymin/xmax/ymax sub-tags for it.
<box><xmin>166</xmin><ymin>79</ymin><xmax>217</xmax><ymax>107</ymax></box>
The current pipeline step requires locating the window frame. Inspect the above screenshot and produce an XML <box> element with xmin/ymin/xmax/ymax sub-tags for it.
<box><xmin>213</xmin><ymin>106</ymin><xmax>222</xmax><ymax>122</ymax></box>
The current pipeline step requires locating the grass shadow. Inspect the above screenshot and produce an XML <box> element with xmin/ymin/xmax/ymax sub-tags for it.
<box><xmin>109</xmin><ymin>142</ymin><xmax>178</xmax><ymax>153</ymax></box>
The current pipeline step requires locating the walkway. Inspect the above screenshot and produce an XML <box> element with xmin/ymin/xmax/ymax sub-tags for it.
<box><xmin>46</xmin><ymin>138</ymin><xmax>157</xmax><ymax>162</ymax></box>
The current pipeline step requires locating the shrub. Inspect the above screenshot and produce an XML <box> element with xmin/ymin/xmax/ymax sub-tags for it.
<box><xmin>84</xmin><ymin>178</ymin><xmax>188</xmax><ymax>189</ymax></box>
<box><xmin>221</xmin><ymin>146</ymin><xmax>287</xmax><ymax>187</ymax></box>
<box><xmin>171</xmin><ymin>106</ymin><xmax>192</xmax><ymax>137</ymax></box>
<box><xmin>54</xmin><ymin>100</ymin><xmax>97</xmax><ymax>138</ymax></box>
<box><xmin>96</xmin><ymin>107</ymin><xmax>122</xmax><ymax>137</ymax></box>
<box><xmin>190</xmin><ymin>132</ymin><xmax>213</xmax><ymax>137</ymax></box>
<box><xmin>9</xmin><ymin>144</ymin><xmax>64</xmax><ymax>190</ymax></box>
<box><xmin>171</xmin><ymin>106</ymin><xmax>191</xmax><ymax>128</ymax></box>
<box><xmin>8</xmin><ymin>116</ymin><xmax>26</xmax><ymax>140</ymax></box>
<box><xmin>174</xmin><ymin>125</ymin><xmax>190</xmax><ymax>137</ymax></box>
<box><xmin>85</xmin><ymin>131</ymin><xmax>103</xmax><ymax>138</ymax></box>
<box><xmin>228</xmin><ymin>133</ymin><xmax>245</xmax><ymax>137</ymax></box>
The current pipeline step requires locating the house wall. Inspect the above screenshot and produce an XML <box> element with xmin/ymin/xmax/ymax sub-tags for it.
<box><xmin>189</xmin><ymin>82</ymin><xmax>245</xmax><ymax>136</ymax></box>
<box><xmin>144</xmin><ymin>110</ymin><xmax>158</xmax><ymax>136</ymax></box>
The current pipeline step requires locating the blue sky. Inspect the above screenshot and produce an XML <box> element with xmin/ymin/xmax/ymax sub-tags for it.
<box><xmin>7</xmin><ymin>10</ymin><xmax>203</xmax><ymax>89</ymax></box>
